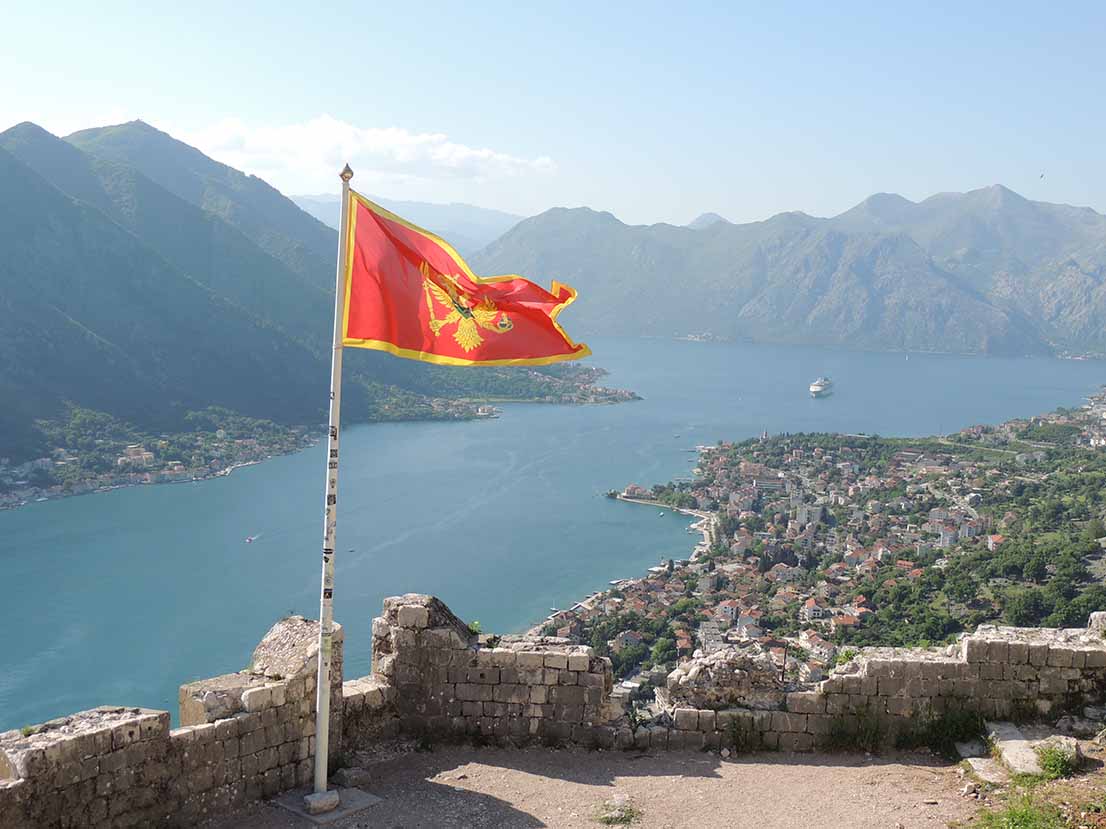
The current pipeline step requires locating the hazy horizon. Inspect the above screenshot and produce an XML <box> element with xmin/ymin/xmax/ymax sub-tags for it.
<box><xmin>3</xmin><ymin>3</ymin><xmax>1104</xmax><ymax>225</ymax></box>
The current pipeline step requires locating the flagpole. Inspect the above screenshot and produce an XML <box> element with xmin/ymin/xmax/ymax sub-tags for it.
<box><xmin>310</xmin><ymin>162</ymin><xmax>354</xmax><ymax>805</ymax></box>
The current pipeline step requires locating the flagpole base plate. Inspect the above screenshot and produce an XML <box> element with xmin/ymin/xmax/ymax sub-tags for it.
<box><xmin>274</xmin><ymin>786</ymin><xmax>381</xmax><ymax>824</ymax></box>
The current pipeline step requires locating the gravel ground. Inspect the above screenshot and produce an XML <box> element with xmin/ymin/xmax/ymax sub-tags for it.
<box><xmin>204</xmin><ymin>745</ymin><xmax>975</xmax><ymax>828</ymax></box>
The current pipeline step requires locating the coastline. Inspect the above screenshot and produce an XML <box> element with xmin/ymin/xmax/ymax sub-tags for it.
<box><xmin>527</xmin><ymin>490</ymin><xmax>718</xmax><ymax>636</ymax></box>
<box><xmin>0</xmin><ymin>387</ymin><xmax>641</xmax><ymax>513</ymax></box>
<box><xmin>0</xmin><ymin>450</ymin><xmax>315</xmax><ymax>512</ymax></box>
<box><xmin>612</xmin><ymin>495</ymin><xmax>718</xmax><ymax>558</ymax></box>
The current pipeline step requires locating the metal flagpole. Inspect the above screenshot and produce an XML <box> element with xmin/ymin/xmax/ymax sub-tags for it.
<box><xmin>311</xmin><ymin>163</ymin><xmax>354</xmax><ymax>802</ymax></box>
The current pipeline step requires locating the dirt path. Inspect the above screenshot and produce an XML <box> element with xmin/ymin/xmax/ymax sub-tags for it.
<box><xmin>205</xmin><ymin>746</ymin><xmax>975</xmax><ymax>829</ymax></box>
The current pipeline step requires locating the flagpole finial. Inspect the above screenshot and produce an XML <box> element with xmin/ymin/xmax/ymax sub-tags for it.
<box><xmin>340</xmin><ymin>164</ymin><xmax>354</xmax><ymax>182</ymax></box>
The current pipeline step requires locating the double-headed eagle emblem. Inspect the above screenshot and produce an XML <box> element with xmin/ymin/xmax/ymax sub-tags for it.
<box><xmin>421</xmin><ymin>262</ymin><xmax>513</xmax><ymax>352</ymax></box>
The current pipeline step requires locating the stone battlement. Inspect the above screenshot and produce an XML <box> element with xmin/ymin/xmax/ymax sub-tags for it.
<box><xmin>3</xmin><ymin>599</ymin><xmax>1105</xmax><ymax>827</ymax></box>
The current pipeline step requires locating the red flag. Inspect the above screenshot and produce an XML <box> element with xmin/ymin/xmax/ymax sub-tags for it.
<box><xmin>341</xmin><ymin>191</ymin><xmax>589</xmax><ymax>366</ymax></box>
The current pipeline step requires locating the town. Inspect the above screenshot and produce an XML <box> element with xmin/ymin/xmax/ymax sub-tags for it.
<box><xmin>542</xmin><ymin>387</ymin><xmax>1106</xmax><ymax>708</ymax></box>
<box><xmin>0</xmin><ymin>408</ymin><xmax>315</xmax><ymax>510</ymax></box>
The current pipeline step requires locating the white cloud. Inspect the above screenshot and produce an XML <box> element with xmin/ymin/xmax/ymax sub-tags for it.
<box><xmin>179</xmin><ymin>115</ymin><xmax>555</xmax><ymax>195</ymax></box>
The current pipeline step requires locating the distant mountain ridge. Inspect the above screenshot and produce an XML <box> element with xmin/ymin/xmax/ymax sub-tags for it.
<box><xmin>292</xmin><ymin>193</ymin><xmax>523</xmax><ymax>255</ymax></box>
<box><xmin>472</xmin><ymin>185</ymin><xmax>1106</xmax><ymax>356</ymax></box>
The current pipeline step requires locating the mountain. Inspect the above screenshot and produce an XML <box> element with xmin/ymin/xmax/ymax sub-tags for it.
<box><xmin>0</xmin><ymin>141</ymin><xmax>330</xmax><ymax>463</ymax></box>
<box><xmin>0</xmin><ymin>121</ymin><xmax>591</xmax><ymax>464</ymax></box>
<box><xmin>292</xmin><ymin>193</ymin><xmax>523</xmax><ymax>255</ymax></box>
<box><xmin>473</xmin><ymin>187</ymin><xmax>1106</xmax><ymax>356</ymax></box>
<box><xmin>687</xmin><ymin>212</ymin><xmax>730</xmax><ymax>229</ymax></box>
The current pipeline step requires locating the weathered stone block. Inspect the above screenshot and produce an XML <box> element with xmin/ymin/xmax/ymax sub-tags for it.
<box><xmin>980</xmin><ymin>662</ymin><xmax>1004</xmax><ymax>681</ymax></box>
<box><xmin>646</xmin><ymin>726</ymin><xmax>669</xmax><ymax>750</ymax></box>
<box><xmin>241</xmin><ymin>687</ymin><xmax>271</xmax><ymax>714</ymax></box>
<box><xmin>697</xmin><ymin>710</ymin><xmax>716</xmax><ymax>732</ymax></box>
<box><xmin>491</xmin><ymin>685</ymin><xmax>528</xmax><ymax>705</ymax></box>
<box><xmin>877</xmin><ymin>677</ymin><xmax>903</xmax><ymax>697</ymax></box>
<box><xmin>579</xmin><ymin>672</ymin><xmax>604</xmax><ymax>688</ymax></box>
<box><xmin>543</xmin><ymin>654</ymin><xmax>568</xmax><ymax>670</ymax></box>
<box><xmin>516</xmin><ymin>652</ymin><xmax>545</xmax><ymax>669</ymax></box>
<box><xmin>456</xmin><ymin>684</ymin><xmax>494</xmax><ymax>702</ymax></box>
<box><xmin>1085</xmin><ymin>649</ymin><xmax>1106</xmax><ymax>669</ymax></box>
<box><xmin>466</xmin><ymin>667</ymin><xmax>499</xmax><ymax>685</ymax></box>
<box><xmin>397</xmin><ymin>605</ymin><xmax>430</xmax><ymax>629</ymax></box>
<box><xmin>963</xmin><ymin>637</ymin><xmax>988</xmax><ymax>662</ymax></box>
<box><xmin>778</xmin><ymin>732</ymin><xmax>814</xmax><ymax>752</ymax></box>
<box><xmin>1040</xmin><ymin>674</ymin><xmax>1069</xmax><ymax>695</ymax></box>
<box><xmin>567</xmin><ymin>654</ymin><xmax>590</xmax><ymax>672</ymax></box>
<box><xmin>805</xmin><ymin>714</ymin><xmax>833</xmax><ymax>735</ymax></box>
<box><xmin>1047</xmin><ymin>648</ymin><xmax>1074</xmax><ymax>668</ymax></box>
<box><xmin>674</xmin><ymin>708</ymin><xmax>699</xmax><ymax>731</ymax></box>
<box><xmin>550</xmin><ymin>686</ymin><xmax>586</xmax><ymax>706</ymax></box>
<box><xmin>786</xmin><ymin>691</ymin><xmax>825</xmax><ymax>714</ymax></box>
<box><xmin>557</xmin><ymin>671</ymin><xmax>578</xmax><ymax>686</ymax></box>
<box><xmin>770</xmin><ymin>712</ymin><xmax>807</xmax><ymax>733</ymax></box>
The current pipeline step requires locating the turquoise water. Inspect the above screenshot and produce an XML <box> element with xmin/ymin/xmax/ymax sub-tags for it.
<box><xmin>1</xmin><ymin>337</ymin><xmax>1103</xmax><ymax>731</ymax></box>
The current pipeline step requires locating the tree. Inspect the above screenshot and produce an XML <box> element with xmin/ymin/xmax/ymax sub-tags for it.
<box><xmin>1022</xmin><ymin>553</ymin><xmax>1048</xmax><ymax>584</ymax></box>
<box><xmin>1003</xmin><ymin>589</ymin><xmax>1048</xmax><ymax>627</ymax></box>
<box><xmin>650</xmin><ymin>637</ymin><xmax>676</xmax><ymax>666</ymax></box>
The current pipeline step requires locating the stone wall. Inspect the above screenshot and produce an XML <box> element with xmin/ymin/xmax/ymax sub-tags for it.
<box><xmin>650</xmin><ymin>614</ymin><xmax>1106</xmax><ymax>752</ymax></box>
<box><xmin>0</xmin><ymin>616</ymin><xmax>343</xmax><ymax>828</ymax></box>
<box><xmin>352</xmin><ymin>594</ymin><xmax>617</xmax><ymax>747</ymax></box>
<box><xmin>4</xmin><ymin>597</ymin><xmax>1106</xmax><ymax>827</ymax></box>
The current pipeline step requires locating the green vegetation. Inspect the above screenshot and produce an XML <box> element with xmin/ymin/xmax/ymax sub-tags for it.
<box><xmin>894</xmin><ymin>708</ymin><xmax>984</xmax><ymax>759</ymax></box>
<box><xmin>595</xmin><ymin>798</ymin><xmax>642</xmax><ymax>825</ymax></box>
<box><xmin>975</xmin><ymin>794</ymin><xmax>1064</xmax><ymax>829</ymax></box>
<box><xmin>1035</xmin><ymin>745</ymin><xmax>1079</xmax><ymax>780</ymax></box>
<box><xmin>1016</xmin><ymin>422</ymin><xmax>1082</xmax><ymax>446</ymax></box>
<box><xmin>834</xmin><ymin>648</ymin><xmax>858</xmax><ymax>666</ymax></box>
<box><xmin>826</xmin><ymin>713</ymin><xmax>884</xmax><ymax>753</ymax></box>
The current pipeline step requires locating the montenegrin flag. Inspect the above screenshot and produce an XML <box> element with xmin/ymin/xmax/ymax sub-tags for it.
<box><xmin>341</xmin><ymin>190</ymin><xmax>590</xmax><ymax>366</ymax></box>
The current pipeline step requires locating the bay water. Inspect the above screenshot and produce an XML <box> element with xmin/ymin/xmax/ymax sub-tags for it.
<box><xmin>1</xmin><ymin>337</ymin><xmax>1103</xmax><ymax>731</ymax></box>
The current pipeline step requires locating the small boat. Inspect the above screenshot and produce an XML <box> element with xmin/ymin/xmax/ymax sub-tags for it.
<box><xmin>658</xmin><ymin>512</ymin><xmax>665</xmax><ymax>517</ymax></box>
<box><xmin>245</xmin><ymin>534</ymin><xmax>260</xmax><ymax>544</ymax></box>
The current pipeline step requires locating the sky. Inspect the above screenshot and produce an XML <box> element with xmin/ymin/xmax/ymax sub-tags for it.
<box><xmin>3</xmin><ymin>2</ymin><xmax>1105</xmax><ymax>225</ymax></box>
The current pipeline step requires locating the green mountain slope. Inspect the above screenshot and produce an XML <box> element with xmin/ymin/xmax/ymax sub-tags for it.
<box><xmin>61</xmin><ymin>120</ymin><xmax>586</xmax><ymax>404</ymax></box>
<box><xmin>473</xmin><ymin>187</ymin><xmax>1106</xmax><ymax>356</ymax></box>
<box><xmin>0</xmin><ymin>145</ymin><xmax>330</xmax><ymax>461</ymax></box>
<box><xmin>67</xmin><ymin>120</ymin><xmax>335</xmax><ymax>288</ymax></box>
<box><xmin>2</xmin><ymin>123</ymin><xmax>332</xmax><ymax>349</ymax></box>
<box><xmin>0</xmin><ymin>122</ymin><xmax>601</xmax><ymax>464</ymax></box>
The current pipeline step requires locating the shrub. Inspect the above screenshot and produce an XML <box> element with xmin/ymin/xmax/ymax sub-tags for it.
<box><xmin>826</xmin><ymin>713</ymin><xmax>883</xmax><ymax>753</ymax></box>
<box><xmin>976</xmin><ymin>794</ymin><xmax>1064</xmax><ymax>829</ymax></box>
<box><xmin>896</xmin><ymin>708</ymin><xmax>985</xmax><ymax>759</ymax></box>
<box><xmin>1036</xmin><ymin>745</ymin><xmax>1078</xmax><ymax>780</ymax></box>
<box><xmin>725</xmin><ymin>715</ymin><xmax>753</xmax><ymax>753</ymax></box>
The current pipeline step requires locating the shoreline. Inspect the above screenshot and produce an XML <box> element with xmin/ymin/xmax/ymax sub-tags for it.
<box><xmin>526</xmin><ymin>491</ymin><xmax>718</xmax><ymax>635</ymax></box>
<box><xmin>0</xmin><ymin>385</ymin><xmax>639</xmax><ymax>513</ymax></box>
<box><xmin>612</xmin><ymin>495</ymin><xmax>718</xmax><ymax>558</ymax></box>
<box><xmin>0</xmin><ymin>451</ymin><xmax>311</xmax><ymax>512</ymax></box>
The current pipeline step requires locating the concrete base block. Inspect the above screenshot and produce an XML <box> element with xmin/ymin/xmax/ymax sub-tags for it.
<box><xmin>274</xmin><ymin>786</ymin><xmax>381</xmax><ymax>824</ymax></box>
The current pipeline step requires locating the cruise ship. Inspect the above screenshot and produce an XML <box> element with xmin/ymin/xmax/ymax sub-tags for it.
<box><xmin>809</xmin><ymin>376</ymin><xmax>833</xmax><ymax>398</ymax></box>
